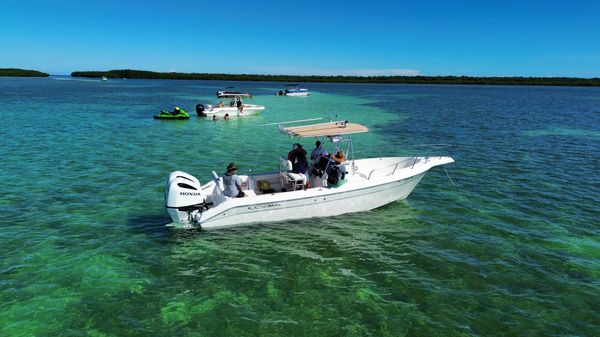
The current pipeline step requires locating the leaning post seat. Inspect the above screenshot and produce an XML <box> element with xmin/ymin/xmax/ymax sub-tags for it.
<box><xmin>284</xmin><ymin>172</ymin><xmax>306</xmax><ymax>190</ymax></box>
<box><xmin>279</xmin><ymin>157</ymin><xmax>307</xmax><ymax>191</ymax></box>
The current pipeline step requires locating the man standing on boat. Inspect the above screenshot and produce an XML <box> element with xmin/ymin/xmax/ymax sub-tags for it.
<box><xmin>223</xmin><ymin>162</ymin><xmax>245</xmax><ymax>198</ymax></box>
<box><xmin>236</xmin><ymin>97</ymin><xmax>243</xmax><ymax>114</ymax></box>
<box><xmin>310</xmin><ymin>141</ymin><xmax>328</xmax><ymax>165</ymax></box>
<box><xmin>288</xmin><ymin>144</ymin><xmax>308</xmax><ymax>174</ymax></box>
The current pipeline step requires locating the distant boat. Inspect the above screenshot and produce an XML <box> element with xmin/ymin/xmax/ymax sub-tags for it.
<box><xmin>196</xmin><ymin>91</ymin><xmax>265</xmax><ymax>118</ymax></box>
<box><xmin>216</xmin><ymin>86</ymin><xmax>249</xmax><ymax>98</ymax></box>
<box><xmin>277</xmin><ymin>84</ymin><xmax>310</xmax><ymax>96</ymax></box>
<box><xmin>101</xmin><ymin>76</ymin><xmax>107</xmax><ymax>81</ymax></box>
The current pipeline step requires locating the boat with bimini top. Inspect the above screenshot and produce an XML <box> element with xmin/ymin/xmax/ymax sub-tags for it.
<box><xmin>163</xmin><ymin>119</ymin><xmax>454</xmax><ymax>230</ymax></box>
<box><xmin>277</xmin><ymin>84</ymin><xmax>310</xmax><ymax>96</ymax></box>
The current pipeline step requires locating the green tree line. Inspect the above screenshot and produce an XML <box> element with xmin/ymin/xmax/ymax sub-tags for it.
<box><xmin>0</xmin><ymin>68</ymin><xmax>49</xmax><ymax>77</ymax></box>
<box><xmin>71</xmin><ymin>69</ymin><xmax>600</xmax><ymax>86</ymax></box>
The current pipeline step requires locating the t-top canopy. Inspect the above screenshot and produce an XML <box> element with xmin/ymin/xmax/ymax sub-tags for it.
<box><xmin>280</xmin><ymin>120</ymin><xmax>368</xmax><ymax>137</ymax></box>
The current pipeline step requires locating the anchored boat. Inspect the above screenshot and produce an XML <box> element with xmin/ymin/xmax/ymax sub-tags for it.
<box><xmin>196</xmin><ymin>92</ymin><xmax>265</xmax><ymax>118</ymax></box>
<box><xmin>164</xmin><ymin>120</ymin><xmax>454</xmax><ymax>230</ymax></box>
<box><xmin>277</xmin><ymin>84</ymin><xmax>310</xmax><ymax>96</ymax></box>
<box><xmin>216</xmin><ymin>86</ymin><xmax>249</xmax><ymax>98</ymax></box>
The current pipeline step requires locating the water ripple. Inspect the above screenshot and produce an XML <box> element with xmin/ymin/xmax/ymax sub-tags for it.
<box><xmin>1</xmin><ymin>79</ymin><xmax>599</xmax><ymax>336</ymax></box>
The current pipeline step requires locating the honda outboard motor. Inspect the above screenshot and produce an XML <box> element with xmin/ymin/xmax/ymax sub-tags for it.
<box><xmin>196</xmin><ymin>104</ymin><xmax>205</xmax><ymax>116</ymax></box>
<box><xmin>165</xmin><ymin>171</ymin><xmax>206</xmax><ymax>224</ymax></box>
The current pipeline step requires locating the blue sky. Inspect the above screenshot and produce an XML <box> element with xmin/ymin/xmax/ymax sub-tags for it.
<box><xmin>1</xmin><ymin>0</ymin><xmax>599</xmax><ymax>77</ymax></box>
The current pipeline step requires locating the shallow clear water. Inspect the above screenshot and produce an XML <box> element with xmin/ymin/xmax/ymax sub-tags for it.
<box><xmin>1</xmin><ymin>77</ymin><xmax>599</xmax><ymax>336</ymax></box>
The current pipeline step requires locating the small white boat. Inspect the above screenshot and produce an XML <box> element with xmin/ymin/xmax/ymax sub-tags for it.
<box><xmin>196</xmin><ymin>92</ymin><xmax>265</xmax><ymax>118</ymax></box>
<box><xmin>163</xmin><ymin>120</ymin><xmax>454</xmax><ymax>230</ymax></box>
<box><xmin>216</xmin><ymin>86</ymin><xmax>249</xmax><ymax>98</ymax></box>
<box><xmin>101</xmin><ymin>76</ymin><xmax>108</xmax><ymax>81</ymax></box>
<box><xmin>277</xmin><ymin>84</ymin><xmax>310</xmax><ymax>96</ymax></box>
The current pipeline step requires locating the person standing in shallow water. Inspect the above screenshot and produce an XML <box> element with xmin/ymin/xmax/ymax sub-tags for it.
<box><xmin>223</xmin><ymin>162</ymin><xmax>245</xmax><ymax>198</ymax></box>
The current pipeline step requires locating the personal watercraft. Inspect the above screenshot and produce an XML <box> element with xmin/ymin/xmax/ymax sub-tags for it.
<box><xmin>153</xmin><ymin>108</ymin><xmax>190</xmax><ymax>120</ymax></box>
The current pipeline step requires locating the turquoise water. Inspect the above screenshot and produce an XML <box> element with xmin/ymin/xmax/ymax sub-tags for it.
<box><xmin>1</xmin><ymin>77</ymin><xmax>599</xmax><ymax>336</ymax></box>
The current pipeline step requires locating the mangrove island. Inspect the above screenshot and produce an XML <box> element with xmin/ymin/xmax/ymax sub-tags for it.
<box><xmin>0</xmin><ymin>68</ymin><xmax>49</xmax><ymax>77</ymax></box>
<box><xmin>71</xmin><ymin>69</ymin><xmax>600</xmax><ymax>87</ymax></box>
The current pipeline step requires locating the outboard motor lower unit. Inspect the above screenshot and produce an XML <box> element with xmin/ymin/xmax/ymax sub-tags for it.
<box><xmin>165</xmin><ymin>171</ymin><xmax>206</xmax><ymax>224</ymax></box>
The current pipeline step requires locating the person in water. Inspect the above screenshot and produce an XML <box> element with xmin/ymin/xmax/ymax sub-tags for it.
<box><xmin>223</xmin><ymin>162</ymin><xmax>245</xmax><ymax>198</ymax></box>
<box><xmin>224</xmin><ymin>113</ymin><xmax>230</xmax><ymax>120</ymax></box>
<box><xmin>287</xmin><ymin>143</ymin><xmax>308</xmax><ymax>174</ymax></box>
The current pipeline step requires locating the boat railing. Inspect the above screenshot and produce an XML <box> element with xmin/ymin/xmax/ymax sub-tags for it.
<box><xmin>363</xmin><ymin>158</ymin><xmax>415</xmax><ymax>180</ymax></box>
<box><xmin>362</xmin><ymin>144</ymin><xmax>451</xmax><ymax>180</ymax></box>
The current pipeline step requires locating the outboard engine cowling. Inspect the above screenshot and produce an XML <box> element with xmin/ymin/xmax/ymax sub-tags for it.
<box><xmin>165</xmin><ymin>171</ymin><xmax>206</xmax><ymax>224</ymax></box>
<box><xmin>196</xmin><ymin>104</ymin><xmax>205</xmax><ymax>116</ymax></box>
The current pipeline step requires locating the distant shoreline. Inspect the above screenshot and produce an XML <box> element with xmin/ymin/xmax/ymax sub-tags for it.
<box><xmin>2</xmin><ymin>67</ymin><xmax>599</xmax><ymax>86</ymax></box>
<box><xmin>0</xmin><ymin>68</ymin><xmax>49</xmax><ymax>77</ymax></box>
<box><xmin>70</xmin><ymin>69</ymin><xmax>600</xmax><ymax>87</ymax></box>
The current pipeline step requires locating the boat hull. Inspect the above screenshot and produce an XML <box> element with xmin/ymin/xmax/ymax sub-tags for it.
<box><xmin>195</xmin><ymin>172</ymin><xmax>426</xmax><ymax>230</ymax></box>
<box><xmin>198</xmin><ymin>105</ymin><xmax>265</xmax><ymax>118</ymax></box>
<box><xmin>285</xmin><ymin>92</ymin><xmax>310</xmax><ymax>97</ymax></box>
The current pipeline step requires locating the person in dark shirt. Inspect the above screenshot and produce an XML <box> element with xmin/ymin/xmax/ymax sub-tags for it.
<box><xmin>310</xmin><ymin>140</ymin><xmax>328</xmax><ymax>165</ymax></box>
<box><xmin>236</xmin><ymin>98</ymin><xmax>243</xmax><ymax>113</ymax></box>
<box><xmin>287</xmin><ymin>143</ymin><xmax>308</xmax><ymax>174</ymax></box>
